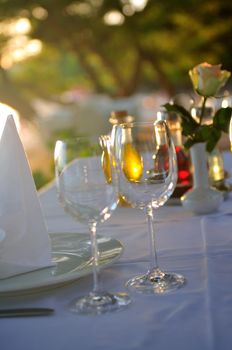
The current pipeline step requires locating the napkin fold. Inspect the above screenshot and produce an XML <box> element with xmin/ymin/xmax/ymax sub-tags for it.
<box><xmin>0</xmin><ymin>115</ymin><xmax>53</xmax><ymax>279</ymax></box>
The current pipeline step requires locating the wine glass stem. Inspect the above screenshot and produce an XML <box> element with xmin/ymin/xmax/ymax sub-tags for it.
<box><xmin>89</xmin><ymin>222</ymin><xmax>101</xmax><ymax>294</ymax></box>
<box><xmin>146</xmin><ymin>204</ymin><xmax>159</xmax><ymax>272</ymax></box>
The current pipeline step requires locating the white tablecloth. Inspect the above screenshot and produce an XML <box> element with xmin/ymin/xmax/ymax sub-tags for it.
<box><xmin>1</xmin><ymin>152</ymin><xmax>232</xmax><ymax>350</ymax></box>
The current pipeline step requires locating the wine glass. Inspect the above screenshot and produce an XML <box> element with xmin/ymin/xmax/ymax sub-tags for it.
<box><xmin>229</xmin><ymin>116</ymin><xmax>232</xmax><ymax>151</ymax></box>
<box><xmin>54</xmin><ymin>136</ymin><xmax>131</xmax><ymax>314</ymax></box>
<box><xmin>114</xmin><ymin>120</ymin><xmax>186</xmax><ymax>294</ymax></box>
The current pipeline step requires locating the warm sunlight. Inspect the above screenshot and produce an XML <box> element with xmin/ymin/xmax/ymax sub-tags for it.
<box><xmin>0</xmin><ymin>18</ymin><xmax>42</xmax><ymax>69</ymax></box>
<box><xmin>0</xmin><ymin>17</ymin><xmax>31</xmax><ymax>36</ymax></box>
<box><xmin>104</xmin><ymin>10</ymin><xmax>125</xmax><ymax>25</ymax></box>
<box><xmin>129</xmin><ymin>0</ymin><xmax>148</xmax><ymax>11</ymax></box>
<box><xmin>122</xmin><ymin>0</ymin><xmax>148</xmax><ymax>15</ymax></box>
<box><xmin>104</xmin><ymin>0</ymin><xmax>147</xmax><ymax>24</ymax></box>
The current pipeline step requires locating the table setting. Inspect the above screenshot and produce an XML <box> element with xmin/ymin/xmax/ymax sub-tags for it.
<box><xmin>1</xmin><ymin>62</ymin><xmax>232</xmax><ymax>350</ymax></box>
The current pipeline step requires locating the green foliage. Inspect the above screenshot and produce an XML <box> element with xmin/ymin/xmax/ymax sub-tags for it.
<box><xmin>164</xmin><ymin>103</ymin><xmax>232</xmax><ymax>152</ymax></box>
<box><xmin>11</xmin><ymin>47</ymin><xmax>90</xmax><ymax>98</ymax></box>
<box><xmin>33</xmin><ymin>170</ymin><xmax>51</xmax><ymax>190</ymax></box>
<box><xmin>47</xmin><ymin>128</ymin><xmax>81</xmax><ymax>151</ymax></box>
<box><xmin>164</xmin><ymin>103</ymin><xmax>199</xmax><ymax>136</ymax></box>
<box><xmin>48</xmin><ymin>127</ymin><xmax>100</xmax><ymax>167</ymax></box>
<box><xmin>213</xmin><ymin>107</ymin><xmax>232</xmax><ymax>133</ymax></box>
<box><xmin>1</xmin><ymin>0</ymin><xmax>232</xmax><ymax>107</ymax></box>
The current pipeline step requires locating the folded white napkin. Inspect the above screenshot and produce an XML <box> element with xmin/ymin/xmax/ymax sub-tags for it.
<box><xmin>0</xmin><ymin>115</ymin><xmax>53</xmax><ymax>279</ymax></box>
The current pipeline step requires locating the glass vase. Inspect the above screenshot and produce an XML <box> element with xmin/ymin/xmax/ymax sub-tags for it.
<box><xmin>181</xmin><ymin>142</ymin><xmax>223</xmax><ymax>214</ymax></box>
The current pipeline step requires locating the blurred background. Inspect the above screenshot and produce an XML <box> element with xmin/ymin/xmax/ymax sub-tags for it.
<box><xmin>0</xmin><ymin>0</ymin><xmax>232</xmax><ymax>188</ymax></box>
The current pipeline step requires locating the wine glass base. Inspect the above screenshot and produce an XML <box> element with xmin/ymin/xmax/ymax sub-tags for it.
<box><xmin>126</xmin><ymin>269</ymin><xmax>186</xmax><ymax>294</ymax></box>
<box><xmin>69</xmin><ymin>291</ymin><xmax>131</xmax><ymax>315</ymax></box>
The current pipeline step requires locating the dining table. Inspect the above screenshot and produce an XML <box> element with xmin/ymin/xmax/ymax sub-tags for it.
<box><xmin>1</xmin><ymin>150</ymin><xmax>232</xmax><ymax>350</ymax></box>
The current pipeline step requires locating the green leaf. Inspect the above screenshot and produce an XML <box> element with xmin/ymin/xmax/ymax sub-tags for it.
<box><xmin>184</xmin><ymin>137</ymin><xmax>197</xmax><ymax>149</ymax></box>
<box><xmin>183</xmin><ymin>126</ymin><xmax>221</xmax><ymax>151</ymax></box>
<box><xmin>195</xmin><ymin>125</ymin><xmax>212</xmax><ymax>142</ymax></box>
<box><xmin>193</xmin><ymin>125</ymin><xmax>221</xmax><ymax>151</ymax></box>
<box><xmin>213</xmin><ymin>107</ymin><xmax>232</xmax><ymax>133</ymax></box>
<box><xmin>163</xmin><ymin>103</ymin><xmax>199</xmax><ymax>137</ymax></box>
<box><xmin>206</xmin><ymin>128</ymin><xmax>221</xmax><ymax>152</ymax></box>
<box><xmin>163</xmin><ymin>103</ymin><xmax>193</xmax><ymax>122</ymax></box>
<box><xmin>180</xmin><ymin>119</ymin><xmax>196</xmax><ymax>136</ymax></box>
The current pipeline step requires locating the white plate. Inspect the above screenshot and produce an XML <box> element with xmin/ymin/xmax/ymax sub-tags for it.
<box><xmin>0</xmin><ymin>233</ymin><xmax>123</xmax><ymax>295</ymax></box>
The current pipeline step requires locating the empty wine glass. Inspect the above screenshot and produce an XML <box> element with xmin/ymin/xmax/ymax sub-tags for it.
<box><xmin>54</xmin><ymin>136</ymin><xmax>131</xmax><ymax>314</ymax></box>
<box><xmin>114</xmin><ymin>120</ymin><xmax>186</xmax><ymax>294</ymax></box>
<box><xmin>229</xmin><ymin>116</ymin><xmax>232</xmax><ymax>151</ymax></box>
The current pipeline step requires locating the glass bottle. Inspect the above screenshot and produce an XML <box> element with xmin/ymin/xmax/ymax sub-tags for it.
<box><xmin>157</xmin><ymin>110</ymin><xmax>192</xmax><ymax>192</ymax></box>
<box><xmin>109</xmin><ymin>110</ymin><xmax>134</xmax><ymax>151</ymax></box>
<box><xmin>109</xmin><ymin>110</ymin><xmax>142</xmax><ymax>206</ymax></box>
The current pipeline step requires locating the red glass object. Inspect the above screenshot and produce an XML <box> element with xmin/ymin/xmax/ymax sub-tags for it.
<box><xmin>175</xmin><ymin>146</ymin><xmax>191</xmax><ymax>185</ymax></box>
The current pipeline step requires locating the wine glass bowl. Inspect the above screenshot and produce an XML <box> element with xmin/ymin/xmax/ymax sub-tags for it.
<box><xmin>114</xmin><ymin>121</ymin><xmax>186</xmax><ymax>294</ymax></box>
<box><xmin>229</xmin><ymin>117</ymin><xmax>232</xmax><ymax>152</ymax></box>
<box><xmin>54</xmin><ymin>136</ymin><xmax>131</xmax><ymax>314</ymax></box>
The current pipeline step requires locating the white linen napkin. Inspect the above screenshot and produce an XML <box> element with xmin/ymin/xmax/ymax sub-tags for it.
<box><xmin>0</xmin><ymin>115</ymin><xmax>53</xmax><ymax>279</ymax></box>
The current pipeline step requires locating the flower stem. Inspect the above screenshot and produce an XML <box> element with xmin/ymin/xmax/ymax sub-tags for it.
<box><xmin>199</xmin><ymin>96</ymin><xmax>207</xmax><ymax>125</ymax></box>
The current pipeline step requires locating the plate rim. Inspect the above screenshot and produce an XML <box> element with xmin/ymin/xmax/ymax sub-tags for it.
<box><xmin>0</xmin><ymin>233</ymin><xmax>123</xmax><ymax>296</ymax></box>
